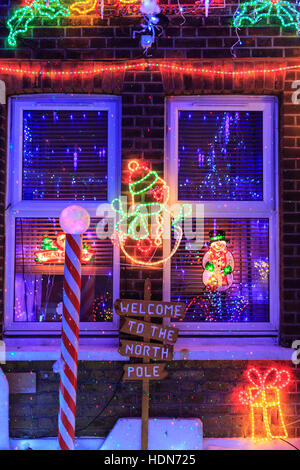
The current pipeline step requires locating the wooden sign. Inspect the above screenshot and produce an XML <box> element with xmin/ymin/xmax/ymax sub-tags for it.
<box><xmin>120</xmin><ymin>317</ymin><xmax>178</xmax><ymax>345</ymax></box>
<box><xmin>116</xmin><ymin>280</ymin><xmax>185</xmax><ymax>450</ymax></box>
<box><xmin>114</xmin><ymin>299</ymin><xmax>186</xmax><ymax>320</ymax></box>
<box><xmin>119</xmin><ymin>339</ymin><xmax>173</xmax><ymax>361</ymax></box>
<box><xmin>123</xmin><ymin>363</ymin><xmax>168</xmax><ymax>381</ymax></box>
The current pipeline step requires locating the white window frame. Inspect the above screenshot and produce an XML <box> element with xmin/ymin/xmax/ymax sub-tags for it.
<box><xmin>164</xmin><ymin>95</ymin><xmax>279</xmax><ymax>336</ymax></box>
<box><xmin>5</xmin><ymin>94</ymin><xmax>121</xmax><ymax>335</ymax></box>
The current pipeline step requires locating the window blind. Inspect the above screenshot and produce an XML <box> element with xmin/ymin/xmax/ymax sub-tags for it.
<box><xmin>178</xmin><ymin>111</ymin><xmax>263</xmax><ymax>201</ymax></box>
<box><xmin>23</xmin><ymin>110</ymin><xmax>108</xmax><ymax>201</ymax></box>
<box><xmin>14</xmin><ymin>217</ymin><xmax>113</xmax><ymax>322</ymax></box>
<box><xmin>171</xmin><ymin>218</ymin><xmax>269</xmax><ymax>323</ymax></box>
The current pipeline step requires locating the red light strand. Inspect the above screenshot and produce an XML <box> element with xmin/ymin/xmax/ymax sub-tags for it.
<box><xmin>0</xmin><ymin>60</ymin><xmax>297</xmax><ymax>78</ymax></box>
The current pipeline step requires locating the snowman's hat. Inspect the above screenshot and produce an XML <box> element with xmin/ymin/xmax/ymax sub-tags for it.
<box><xmin>128</xmin><ymin>160</ymin><xmax>158</xmax><ymax>195</ymax></box>
<box><xmin>208</xmin><ymin>229</ymin><xmax>230</xmax><ymax>245</ymax></box>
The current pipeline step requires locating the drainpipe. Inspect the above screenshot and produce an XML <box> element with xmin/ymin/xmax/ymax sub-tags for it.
<box><xmin>0</xmin><ymin>80</ymin><xmax>5</xmax><ymax>105</ymax></box>
<box><xmin>0</xmin><ymin>82</ymin><xmax>9</xmax><ymax>449</ymax></box>
<box><xmin>0</xmin><ymin>368</ymin><xmax>9</xmax><ymax>449</ymax></box>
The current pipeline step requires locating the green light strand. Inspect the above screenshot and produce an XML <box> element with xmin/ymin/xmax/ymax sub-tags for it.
<box><xmin>111</xmin><ymin>165</ymin><xmax>191</xmax><ymax>243</ymax></box>
<box><xmin>128</xmin><ymin>170</ymin><xmax>159</xmax><ymax>196</ymax></box>
<box><xmin>233</xmin><ymin>0</ymin><xmax>300</xmax><ymax>30</ymax></box>
<box><xmin>7</xmin><ymin>0</ymin><xmax>70</xmax><ymax>48</ymax></box>
<box><xmin>112</xmin><ymin>198</ymin><xmax>165</xmax><ymax>241</ymax></box>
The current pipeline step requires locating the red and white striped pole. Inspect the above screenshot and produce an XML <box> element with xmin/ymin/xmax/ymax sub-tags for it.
<box><xmin>54</xmin><ymin>205</ymin><xmax>90</xmax><ymax>451</ymax></box>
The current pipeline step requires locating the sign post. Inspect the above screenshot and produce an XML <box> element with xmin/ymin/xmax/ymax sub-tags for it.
<box><xmin>114</xmin><ymin>281</ymin><xmax>186</xmax><ymax>450</ymax></box>
<box><xmin>142</xmin><ymin>278</ymin><xmax>151</xmax><ymax>451</ymax></box>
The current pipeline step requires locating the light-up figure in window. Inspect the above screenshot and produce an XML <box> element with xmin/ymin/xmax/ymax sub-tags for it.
<box><xmin>202</xmin><ymin>230</ymin><xmax>234</xmax><ymax>291</ymax></box>
<box><xmin>111</xmin><ymin>159</ymin><xmax>190</xmax><ymax>266</ymax></box>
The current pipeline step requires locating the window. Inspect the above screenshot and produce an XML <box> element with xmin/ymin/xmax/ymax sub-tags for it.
<box><xmin>6</xmin><ymin>94</ymin><xmax>121</xmax><ymax>334</ymax></box>
<box><xmin>165</xmin><ymin>96</ymin><xmax>278</xmax><ymax>335</ymax></box>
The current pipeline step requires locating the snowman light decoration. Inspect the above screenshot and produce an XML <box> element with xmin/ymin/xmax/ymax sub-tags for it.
<box><xmin>202</xmin><ymin>230</ymin><xmax>234</xmax><ymax>291</ymax></box>
<box><xmin>111</xmin><ymin>159</ymin><xmax>190</xmax><ymax>266</ymax></box>
<box><xmin>133</xmin><ymin>0</ymin><xmax>169</xmax><ymax>56</ymax></box>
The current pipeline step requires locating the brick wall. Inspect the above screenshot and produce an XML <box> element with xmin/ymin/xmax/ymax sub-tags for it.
<box><xmin>1</xmin><ymin>0</ymin><xmax>300</xmax><ymax>60</ymax></box>
<box><xmin>2</xmin><ymin>360</ymin><xmax>300</xmax><ymax>439</ymax></box>
<box><xmin>0</xmin><ymin>0</ymin><xmax>299</xmax><ymax>440</ymax></box>
<box><xmin>0</xmin><ymin>103</ymin><xmax>4</xmax><ymax>339</ymax></box>
<box><xmin>0</xmin><ymin>0</ymin><xmax>298</xmax><ymax>341</ymax></box>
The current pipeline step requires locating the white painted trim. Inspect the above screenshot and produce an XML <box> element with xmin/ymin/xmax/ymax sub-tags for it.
<box><xmin>0</xmin><ymin>368</ymin><xmax>9</xmax><ymax>450</ymax></box>
<box><xmin>5</xmin><ymin>338</ymin><xmax>127</xmax><ymax>361</ymax></box>
<box><xmin>173</xmin><ymin>338</ymin><xmax>293</xmax><ymax>360</ymax></box>
<box><xmin>3</xmin><ymin>337</ymin><xmax>293</xmax><ymax>361</ymax></box>
<box><xmin>0</xmin><ymin>81</ymin><xmax>5</xmax><ymax>104</ymax></box>
<box><xmin>5</xmin><ymin>94</ymin><xmax>121</xmax><ymax>334</ymax></box>
<box><xmin>164</xmin><ymin>95</ymin><xmax>279</xmax><ymax>335</ymax></box>
<box><xmin>5</xmin><ymin>350</ymin><xmax>125</xmax><ymax>361</ymax></box>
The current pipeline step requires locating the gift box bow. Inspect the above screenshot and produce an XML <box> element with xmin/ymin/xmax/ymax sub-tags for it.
<box><xmin>239</xmin><ymin>367</ymin><xmax>291</xmax><ymax>405</ymax></box>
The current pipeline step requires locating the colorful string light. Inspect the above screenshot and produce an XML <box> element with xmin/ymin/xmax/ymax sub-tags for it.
<box><xmin>34</xmin><ymin>234</ymin><xmax>94</xmax><ymax>264</ymax></box>
<box><xmin>70</xmin><ymin>0</ymin><xmax>98</xmax><ymax>14</ymax></box>
<box><xmin>173</xmin><ymin>219</ymin><xmax>269</xmax><ymax>324</ymax></box>
<box><xmin>23</xmin><ymin>110</ymin><xmax>108</xmax><ymax>201</ymax></box>
<box><xmin>254</xmin><ymin>259</ymin><xmax>269</xmax><ymax>280</ymax></box>
<box><xmin>205</xmin><ymin>0</ymin><xmax>211</xmax><ymax>17</ymax></box>
<box><xmin>0</xmin><ymin>60</ymin><xmax>299</xmax><ymax>78</ymax></box>
<box><xmin>119</xmin><ymin>0</ymin><xmax>140</xmax><ymax>4</ymax></box>
<box><xmin>239</xmin><ymin>367</ymin><xmax>291</xmax><ymax>440</ymax></box>
<box><xmin>7</xmin><ymin>0</ymin><xmax>70</xmax><ymax>47</ymax></box>
<box><xmin>7</xmin><ymin>4</ymin><xmax>34</xmax><ymax>47</ymax></box>
<box><xmin>91</xmin><ymin>293</ymin><xmax>113</xmax><ymax>322</ymax></box>
<box><xmin>111</xmin><ymin>159</ymin><xmax>191</xmax><ymax>266</ymax></box>
<box><xmin>187</xmin><ymin>111</ymin><xmax>262</xmax><ymax>201</ymax></box>
<box><xmin>233</xmin><ymin>0</ymin><xmax>300</xmax><ymax>31</ymax></box>
<box><xmin>185</xmin><ymin>290</ymin><xmax>248</xmax><ymax>322</ymax></box>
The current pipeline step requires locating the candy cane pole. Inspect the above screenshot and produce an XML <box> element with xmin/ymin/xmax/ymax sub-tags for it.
<box><xmin>55</xmin><ymin>205</ymin><xmax>90</xmax><ymax>451</ymax></box>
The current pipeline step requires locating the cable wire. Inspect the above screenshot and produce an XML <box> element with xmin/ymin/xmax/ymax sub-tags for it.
<box><xmin>75</xmin><ymin>369</ymin><xmax>124</xmax><ymax>434</ymax></box>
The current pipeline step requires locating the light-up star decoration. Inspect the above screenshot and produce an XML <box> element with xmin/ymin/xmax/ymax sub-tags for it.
<box><xmin>233</xmin><ymin>0</ymin><xmax>300</xmax><ymax>31</ymax></box>
<box><xmin>35</xmin><ymin>233</ymin><xmax>94</xmax><ymax>264</ymax></box>
<box><xmin>111</xmin><ymin>159</ymin><xmax>191</xmax><ymax>266</ymax></box>
<box><xmin>7</xmin><ymin>0</ymin><xmax>70</xmax><ymax>47</ymax></box>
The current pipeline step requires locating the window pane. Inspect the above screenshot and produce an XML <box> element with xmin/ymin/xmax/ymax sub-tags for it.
<box><xmin>178</xmin><ymin>111</ymin><xmax>263</xmax><ymax>201</ymax></box>
<box><xmin>171</xmin><ymin>218</ymin><xmax>269</xmax><ymax>322</ymax></box>
<box><xmin>14</xmin><ymin>218</ymin><xmax>113</xmax><ymax>322</ymax></box>
<box><xmin>23</xmin><ymin>110</ymin><xmax>108</xmax><ymax>200</ymax></box>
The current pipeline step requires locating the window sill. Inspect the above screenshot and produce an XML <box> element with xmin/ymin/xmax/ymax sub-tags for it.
<box><xmin>3</xmin><ymin>337</ymin><xmax>293</xmax><ymax>361</ymax></box>
<box><xmin>173</xmin><ymin>338</ymin><xmax>293</xmax><ymax>360</ymax></box>
<box><xmin>4</xmin><ymin>338</ymin><xmax>124</xmax><ymax>361</ymax></box>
